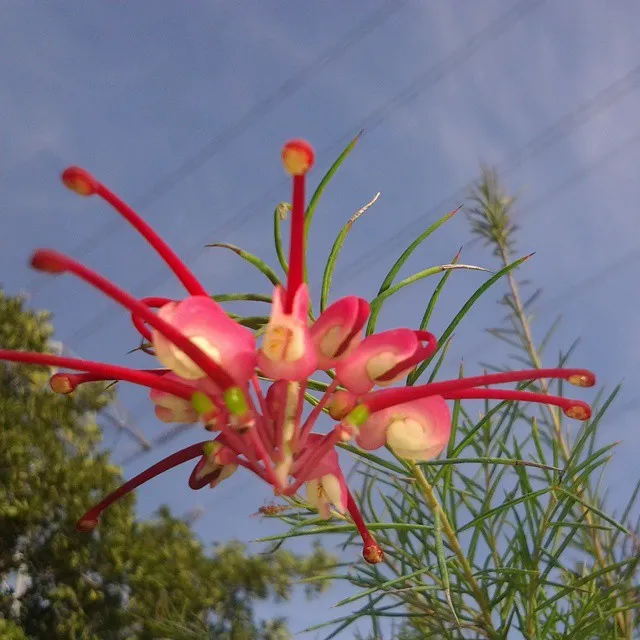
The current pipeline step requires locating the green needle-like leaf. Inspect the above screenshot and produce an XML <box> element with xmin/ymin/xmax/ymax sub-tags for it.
<box><xmin>273</xmin><ymin>202</ymin><xmax>291</xmax><ymax>274</ymax></box>
<box><xmin>366</xmin><ymin>262</ymin><xmax>489</xmax><ymax>336</ymax></box>
<box><xmin>304</xmin><ymin>131</ymin><xmax>362</xmax><ymax>238</ymax></box>
<box><xmin>377</xmin><ymin>205</ymin><xmax>461</xmax><ymax>295</ymax></box>
<box><xmin>409</xmin><ymin>253</ymin><xmax>533</xmax><ymax>384</ymax></box>
<box><xmin>206</xmin><ymin>242</ymin><xmax>281</xmax><ymax>286</ymax></box>
<box><xmin>321</xmin><ymin>192</ymin><xmax>380</xmax><ymax>311</ymax></box>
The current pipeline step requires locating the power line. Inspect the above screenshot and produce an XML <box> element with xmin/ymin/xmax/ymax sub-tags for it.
<box><xmin>462</xmin><ymin>127</ymin><xmax>640</xmax><ymax>252</ymax></box>
<box><xmin>27</xmin><ymin>0</ymin><xmax>408</xmax><ymax>295</ymax></box>
<box><xmin>332</xmin><ymin>62</ymin><xmax>640</xmax><ymax>290</ymax></box>
<box><xmin>55</xmin><ymin>0</ymin><xmax>544</xmax><ymax>465</ymax></box>
<box><xmin>57</xmin><ymin>0</ymin><xmax>543</xmax><ymax>347</ymax></box>
<box><xmin>450</xmin><ymin>135</ymin><xmax>640</xmax><ymax>361</ymax></box>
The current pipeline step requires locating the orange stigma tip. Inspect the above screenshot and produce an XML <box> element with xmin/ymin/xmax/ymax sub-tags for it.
<box><xmin>30</xmin><ymin>251</ymin><xmax>67</xmax><ymax>274</ymax></box>
<box><xmin>62</xmin><ymin>166</ymin><xmax>98</xmax><ymax>196</ymax></box>
<box><xmin>76</xmin><ymin>518</ymin><xmax>98</xmax><ymax>532</ymax></box>
<box><xmin>50</xmin><ymin>374</ymin><xmax>74</xmax><ymax>394</ymax></box>
<box><xmin>363</xmin><ymin>543</ymin><xmax>384</xmax><ymax>564</ymax></box>
<box><xmin>282</xmin><ymin>139</ymin><xmax>315</xmax><ymax>176</ymax></box>
<box><xmin>567</xmin><ymin>372</ymin><xmax>596</xmax><ymax>388</ymax></box>
<box><xmin>564</xmin><ymin>404</ymin><xmax>591</xmax><ymax>421</ymax></box>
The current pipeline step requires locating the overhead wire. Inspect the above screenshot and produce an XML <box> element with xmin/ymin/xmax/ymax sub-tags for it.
<box><xmin>56</xmin><ymin>0</ymin><xmax>544</xmax><ymax>347</ymax></box>
<box><xmin>449</xmin><ymin>130</ymin><xmax>640</xmax><ymax>363</ymax></box>
<box><xmin>55</xmin><ymin>0</ymin><xmax>547</xmax><ymax>466</ymax></box>
<box><xmin>332</xmin><ymin>61</ymin><xmax>640</xmax><ymax>289</ymax></box>
<box><xmin>27</xmin><ymin>0</ymin><xmax>408</xmax><ymax>295</ymax></box>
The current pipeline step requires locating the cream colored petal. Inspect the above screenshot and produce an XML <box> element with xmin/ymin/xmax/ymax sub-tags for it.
<box><xmin>321</xmin><ymin>474</ymin><xmax>346</xmax><ymax>513</ymax></box>
<box><xmin>319</xmin><ymin>325</ymin><xmax>345</xmax><ymax>358</ymax></box>
<box><xmin>167</xmin><ymin>336</ymin><xmax>221</xmax><ymax>380</ymax></box>
<box><xmin>366</xmin><ymin>351</ymin><xmax>397</xmax><ymax>381</ymax></box>
<box><xmin>263</xmin><ymin>323</ymin><xmax>306</xmax><ymax>362</ymax></box>
<box><xmin>211</xmin><ymin>464</ymin><xmax>237</xmax><ymax>488</ymax></box>
<box><xmin>306</xmin><ymin>479</ymin><xmax>320</xmax><ymax>508</ymax></box>
<box><xmin>386</xmin><ymin>417</ymin><xmax>428</xmax><ymax>460</ymax></box>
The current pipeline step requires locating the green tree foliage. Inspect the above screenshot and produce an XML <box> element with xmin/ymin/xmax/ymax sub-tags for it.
<box><xmin>0</xmin><ymin>291</ymin><xmax>333</xmax><ymax>639</ymax></box>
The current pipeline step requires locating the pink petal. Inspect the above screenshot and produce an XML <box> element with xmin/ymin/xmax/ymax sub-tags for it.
<box><xmin>154</xmin><ymin>405</ymin><xmax>199</xmax><ymax>424</ymax></box>
<box><xmin>299</xmin><ymin>436</ymin><xmax>348</xmax><ymax>516</ymax></box>
<box><xmin>152</xmin><ymin>296</ymin><xmax>256</xmax><ymax>384</ymax></box>
<box><xmin>357</xmin><ymin>396</ymin><xmax>451</xmax><ymax>460</ymax></box>
<box><xmin>265</xmin><ymin>380</ymin><xmax>287</xmax><ymax>419</ymax></box>
<box><xmin>150</xmin><ymin>372</ymin><xmax>222</xmax><ymax>425</ymax></box>
<box><xmin>354</xmin><ymin>413</ymin><xmax>388</xmax><ymax>451</ymax></box>
<box><xmin>150</xmin><ymin>372</ymin><xmax>198</xmax><ymax>422</ymax></box>
<box><xmin>294</xmin><ymin>433</ymin><xmax>341</xmax><ymax>480</ymax></box>
<box><xmin>335</xmin><ymin>328</ymin><xmax>418</xmax><ymax>394</ymax></box>
<box><xmin>188</xmin><ymin>439</ymin><xmax>237</xmax><ymax>490</ymax></box>
<box><xmin>257</xmin><ymin>285</ymin><xmax>317</xmax><ymax>381</ymax></box>
<box><xmin>310</xmin><ymin>296</ymin><xmax>369</xmax><ymax>370</ymax></box>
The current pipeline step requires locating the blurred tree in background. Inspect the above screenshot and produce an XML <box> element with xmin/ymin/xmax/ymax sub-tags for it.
<box><xmin>0</xmin><ymin>291</ymin><xmax>334</xmax><ymax>639</ymax></box>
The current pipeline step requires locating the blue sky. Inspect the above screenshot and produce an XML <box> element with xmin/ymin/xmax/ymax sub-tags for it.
<box><xmin>2</xmin><ymin>0</ymin><xmax>640</xmax><ymax>636</ymax></box>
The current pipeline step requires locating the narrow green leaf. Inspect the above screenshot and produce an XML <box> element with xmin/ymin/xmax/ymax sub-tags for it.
<box><xmin>434</xmin><ymin>508</ymin><xmax>460</xmax><ymax>627</ymax></box>
<box><xmin>458</xmin><ymin>487</ymin><xmax>552</xmax><ymax>533</ymax></box>
<box><xmin>548</xmin><ymin>521</ymin><xmax>611</xmax><ymax>531</ymax></box>
<box><xmin>409</xmin><ymin>253</ymin><xmax>532</xmax><ymax>384</ymax></box>
<box><xmin>367</xmin><ymin>262</ymin><xmax>488</xmax><ymax>336</ymax></box>
<box><xmin>334</xmin><ymin>566</ymin><xmax>438</xmax><ymax>608</ymax></box>
<box><xmin>337</xmin><ymin>442</ymin><xmax>407</xmax><ymax>475</ymax></box>
<box><xmin>418</xmin><ymin>248</ymin><xmax>462</xmax><ymax>337</ymax></box>
<box><xmin>554</xmin><ymin>487</ymin><xmax>630</xmax><ymax>534</ymax></box>
<box><xmin>378</xmin><ymin>206</ymin><xmax>461</xmax><ymax>295</ymax></box>
<box><xmin>421</xmin><ymin>456</ymin><xmax>561</xmax><ymax>472</ymax></box>
<box><xmin>536</xmin><ymin>558</ymin><xmax>637</xmax><ymax>610</ymax></box>
<box><xmin>256</xmin><ymin>521</ymin><xmax>433</xmax><ymax>542</ymax></box>
<box><xmin>320</xmin><ymin>191</ymin><xmax>380</xmax><ymax>311</ymax></box>
<box><xmin>304</xmin><ymin>131</ymin><xmax>362</xmax><ymax>237</ymax></box>
<box><xmin>234</xmin><ymin>316</ymin><xmax>269</xmax><ymax>329</ymax></box>
<box><xmin>273</xmin><ymin>202</ymin><xmax>291</xmax><ymax>274</ymax></box>
<box><xmin>206</xmin><ymin>242</ymin><xmax>281</xmax><ymax>286</ymax></box>
<box><xmin>212</xmin><ymin>292</ymin><xmax>272</xmax><ymax>304</ymax></box>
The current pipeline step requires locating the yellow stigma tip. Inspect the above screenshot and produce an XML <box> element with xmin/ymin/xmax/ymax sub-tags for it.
<box><xmin>567</xmin><ymin>373</ymin><xmax>595</xmax><ymax>388</ymax></box>
<box><xmin>223</xmin><ymin>386</ymin><xmax>249</xmax><ymax>417</ymax></box>
<box><xmin>62</xmin><ymin>167</ymin><xmax>97</xmax><ymax>196</ymax></box>
<box><xmin>202</xmin><ymin>441</ymin><xmax>219</xmax><ymax>457</ymax></box>
<box><xmin>282</xmin><ymin>140</ymin><xmax>315</xmax><ymax>176</ymax></box>
<box><xmin>50</xmin><ymin>375</ymin><xmax>73</xmax><ymax>394</ymax></box>
<box><xmin>77</xmin><ymin>518</ymin><xmax>98</xmax><ymax>532</ymax></box>
<box><xmin>565</xmin><ymin>405</ymin><xmax>591</xmax><ymax>421</ymax></box>
<box><xmin>363</xmin><ymin>544</ymin><xmax>384</xmax><ymax>564</ymax></box>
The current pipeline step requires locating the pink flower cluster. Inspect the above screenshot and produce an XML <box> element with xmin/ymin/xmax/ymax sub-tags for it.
<box><xmin>0</xmin><ymin>139</ymin><xmax>596</xmax><ymax>564</ymax></box>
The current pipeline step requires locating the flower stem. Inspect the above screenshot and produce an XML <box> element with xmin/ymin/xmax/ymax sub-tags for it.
<box><xmin>285</xmin><ymin>174</ymin><xmax>305</xmax><ymax>312</ymax></box>
<box><xmin>0</xmin><ymin>350</ymin><xmax>194</xmax><ymax>399</ymax></box>
<box><xmin>495</xmin><ymin>242</ymin><xmax>627</xmax><ymax>636</ymax></box>
<box><xmin>410</xmin><ymin>462</ymin><xmax>498</xmax><ymax>639</ymax></box>
<box><xmin>298</xmin><ymin>378</ymin><xmax>339</xmax><ymax>447</ymax></box>
<box><xmin>32</xmin><ymin>250</ymin><xmax>236</xmax><ymax>390</ymax></box>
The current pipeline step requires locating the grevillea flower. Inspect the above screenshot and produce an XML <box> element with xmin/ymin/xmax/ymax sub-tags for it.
<box><xmin>0</xmin><ymin>139</ymin><xmax>597</xmax><ymax>565</ymax></box>
<box><xmin>310</xmin><ymin>296</ymin><xmax>370</xmax><ymax>370</ymax></box>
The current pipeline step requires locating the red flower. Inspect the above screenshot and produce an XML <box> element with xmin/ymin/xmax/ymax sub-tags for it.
<box><xmin>0</xmin><ymin>141</ymin><xmax>596</xmax><ymax>565</ymax></box>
